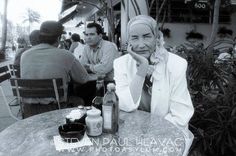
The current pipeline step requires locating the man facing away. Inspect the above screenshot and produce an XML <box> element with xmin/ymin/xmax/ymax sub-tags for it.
<box><xmin>20</xmin><ymin>21</ymin><xmax>94</xmax><ymax>118</ymax></box>
<box><xmin>77</xmin><ymin>22</ymin><xmax>119</xmax><ymax>105</ymax></box>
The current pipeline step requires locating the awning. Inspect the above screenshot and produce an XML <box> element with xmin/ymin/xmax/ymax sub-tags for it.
<box><xmin>61</xmin><ymin>0</ymin><xmax>78</xmax><ymax>13</ymax></box>
<box><xmin>59</xmin><ymin>0</ymin><xmax>121</xmax><ymax>24</ymax></box>
<box><xmin>59</xmin><ymin>10</ymin><xmax>77</xmax><ymax>24</ymax></box>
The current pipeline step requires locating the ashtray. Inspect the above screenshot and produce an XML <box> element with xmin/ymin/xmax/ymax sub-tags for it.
<box><xmin>58</xmin><ymin>123</ymin><xmax>86</xmax><ymax>143</ymax></box>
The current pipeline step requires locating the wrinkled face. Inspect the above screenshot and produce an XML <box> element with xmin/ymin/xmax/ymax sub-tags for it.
<box><xmin>128</xmin><ymin>24</ymin><xmax>156</xmax><ymax>59</ymax></box>
<box><xmin>84</xmin><ymin>27</ymin><xmax>102</xmax><ymax>46</ymax></box>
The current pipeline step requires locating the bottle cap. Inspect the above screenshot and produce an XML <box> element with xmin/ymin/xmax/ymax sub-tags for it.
<box><xmin>87</xmin><ymin>109</ymin><xmax>101</xmax><ymax>116</ymax></box>
<box><xmin>78</xmin><ymin>105</ymin><xmax>84</xmax><ymax>109</ymax></box>
<box><xmin>107</xmin><ymin>83</ymin><xmax>116</xmax><ymax>91</ymax></box>
<box><xmin>85</xmin><ymin>106</ymin><xmax>92</xmax><ymax>110</ymax></box>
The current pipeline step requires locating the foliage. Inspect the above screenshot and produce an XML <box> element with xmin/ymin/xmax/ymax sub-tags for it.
<box><xmin>160</xmin><ymin>28</ymin><xmax>171</xmax><ymax>38</ymax></box>
<box><xmin>217</xmin><ymin>27</ymin><xmax>233</xmax><ymax>37</ymax></box>
<box><xmin>186</xmin><ymin>30</ymin><xmax>204</xmax><ymax>40</ymax></box>
<box><xmin>16</xmin><ymin>25</ymin><xmax>28</xmax><ymax>38</ymax></box>
<box><xmin>22</xmin><ymin>8</ymin><xmax>40</xmax><ymax>34</ymax></box>
<box><xmin>22</xmin><ymin>8</ymin><xmax>40</xmax><ymax>24</ymax></box>
<box><xmin>174</xmin><ymin>41</ymin><xmax>236</xmax><ymax>156</ymax></box>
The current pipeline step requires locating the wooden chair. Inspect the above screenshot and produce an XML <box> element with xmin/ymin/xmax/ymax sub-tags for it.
<box><xmin>10</xmin><ymin>78</ymin><xmax>64</xmax><ymax>118</ymax></box>
<box><xmin>8</xmin><ymin>64</ymin><xmax>20</xmax><ymax>78</ymax></box>
<box><xmin>0</xmin><ymin>66</ymin><xmax>19</xmax><ymax>120</ymax></box>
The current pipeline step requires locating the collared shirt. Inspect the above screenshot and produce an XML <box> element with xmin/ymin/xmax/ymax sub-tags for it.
<box><xmin>80</xmin><ymin>39</ymin><xmax>119</xmax><ymax>81</ymax></box>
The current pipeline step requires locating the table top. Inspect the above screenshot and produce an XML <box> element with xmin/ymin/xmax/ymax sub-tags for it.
<box><xmin>0</xmin><ymin>108</ymin><xmax>185</xmax><ymax>156</ymax></box>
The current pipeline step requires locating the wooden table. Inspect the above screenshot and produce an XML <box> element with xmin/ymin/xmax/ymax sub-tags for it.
<box><xmin>0</xmin><ymin>108</ymin><xmax>185</xmax><ymax>156</ymax></box>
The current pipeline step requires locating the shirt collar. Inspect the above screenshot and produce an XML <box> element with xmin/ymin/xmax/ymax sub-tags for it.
<box><xmin>90</xmin><ymin>39</ymin><xmax>103</xmax><ymax>52</ymax></box>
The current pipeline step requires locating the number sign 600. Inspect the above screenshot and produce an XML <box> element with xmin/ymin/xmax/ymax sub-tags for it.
<box><xmin>194</xmin><ymin>3</ymin><xmax>206</xmax><ymax>9</ymax></box>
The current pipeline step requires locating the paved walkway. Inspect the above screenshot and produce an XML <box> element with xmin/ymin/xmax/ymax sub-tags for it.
<box><xmin>0</xmin><ymin>52</ymin><xmax>20</xmax><ymax>132</ymax></box>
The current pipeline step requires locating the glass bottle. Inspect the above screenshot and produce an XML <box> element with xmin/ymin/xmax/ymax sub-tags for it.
<box><xmin>92</xmin><ymin>76</ymin><xmax>105</xmax><ymax>112</ymax></box>
<box><xmin>102</xmin><ymin>83</ymin><xmax>119</xmax><ymax>133</ymax></box>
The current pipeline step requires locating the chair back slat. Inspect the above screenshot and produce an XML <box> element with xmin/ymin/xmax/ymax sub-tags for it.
<box><xmin>0</xmin><ymin>66</ymin><xmax>19</xmax><ymax>120</ymax></box>
<box><xmin>0</xmin><ymin>73</ymin><xmax>11</xmax><ymax>83</ymax></box>
<box><xmin>9</xmin><ymin>64</ymin><xmax>20</xmax><ymax>77</ymax></box>
<box><xmin>0</xmin><ymin>66</ymin><xmax>11</xmax><ymax>83</ymax></box>
<box><xmin>0</xmin><ymin>66</ymin><xmax>9</xmax><ymax>73</ymax></box>
<box><xmin>12</xmin><ymin>88</ymin><xmax>64</xmax><ymax>98</ymax></box>
<box><xmin>10</xmin><ymin>78</ymin><xmax>64</xmax><ymax>110</ymax></box>
<box><xmin>10</xmin><ymin>78</ymin><xmax>63</xmax><ymax>88</ymax></box>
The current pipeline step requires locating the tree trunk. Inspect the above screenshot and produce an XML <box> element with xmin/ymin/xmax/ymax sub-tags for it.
<box><xmin>29</xmin><ymin>21</ymin><xmax>31</xmax><ymax>34</ymax></box>
<box><xmin>149</xmin><ymin>0</ymin><xmax>156</xmax><ymax>14</ymax></box>
<box><xmin>158</xmin><ymin>0</ymin><xmax>168</xmax><ymax>19</ymax></box>
<box><xmin>160</xmin><ymin>9</ymin><xmax>167</xmax><ymax>29</ymax></box>
<box><xmin>106</xmin><ymin>0</ymin><xmax>115</xmax><ymax>42</ymax></box>
<box><xmin>206</xmin><ymin>0</ymin><xmax>221</xmax><ymax>60</ymax></box>
<box><xmin>0</xmin><ymin>0</ymin><xmax>8</xmax><ymax>59</ymax></box>
<box><xmin>156</xmin><ymin>0</ymin><xmax>159</xmax><ymax>21</ymax></box>
<box><xmin>208</xmin><ymin>0</ymin><xmax>221</xmax><ymax>47</ymax></box>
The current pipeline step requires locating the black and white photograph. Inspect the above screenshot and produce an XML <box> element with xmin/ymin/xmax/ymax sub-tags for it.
<box><xmin>0</xmin><ymin>0</ymin><xmax>235</xmax><ymax>156</ymax></box>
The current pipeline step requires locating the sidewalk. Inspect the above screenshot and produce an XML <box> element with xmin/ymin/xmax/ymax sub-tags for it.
<box><xmin>0</xmin><ymin>52</ymin><xmax>19</xmax><ymax>132</ymax></box>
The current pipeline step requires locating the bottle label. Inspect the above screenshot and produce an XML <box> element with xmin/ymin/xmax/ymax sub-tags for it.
<box><xmin>102</xmin><ymin>105</ymin><xmax>112</xmax><ymax>130</ymax></box>
<box><xmin>87</xmin><ymin>121</ymin><xmax>102</xmax><ymax>136</ymax></box>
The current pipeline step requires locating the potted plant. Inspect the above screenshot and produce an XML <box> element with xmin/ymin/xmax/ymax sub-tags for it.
<box><xmin>217</xmin><ymin>26</ymin><xmax>233</xmax><ymax>37</ymax></box>
<box><xmin>175</xmin><ymin>42</ymin><xmax>236</xmax><ymax>156</ymax></box>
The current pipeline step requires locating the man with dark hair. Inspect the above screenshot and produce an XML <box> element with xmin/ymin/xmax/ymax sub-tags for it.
<box><xmin>71</xmin><ymin>33</ymin><xmax>81</xmax><ymax>42</ymax></box>
<box><xmin>29</xmin><ymin>30</ymin><xmax>40</xmax><ymax>46</ymax></box>
<box><xmin>69</xmin><ymin>33</ymin><xmax>81</xmax><ymax>53</ymax></box>
<box><xmin>86</xmin><ymin>22</ymin><xmax>104</xmax><ymax>35</ymax></box>
<box><xmin>20</xmin><ymin>21</ymin><xmax>94</xmax><ymax>118</ymax></box>
<box><xmin>77</xmin><ymin>22</ymin><xmax>119</xmax><ymax>105</ymax></box>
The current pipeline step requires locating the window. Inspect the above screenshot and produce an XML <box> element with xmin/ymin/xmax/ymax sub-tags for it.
<box><xmin>149</xmin><ymin>0</ymin><xmax>231</xmax><ymax>24</ymax></box>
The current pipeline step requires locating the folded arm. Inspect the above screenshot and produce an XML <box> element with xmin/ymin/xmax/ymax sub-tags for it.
<box><xmin>90</xmin><ymin>45</ymin><xmax>118</xmax><ymax>74</ymax></box>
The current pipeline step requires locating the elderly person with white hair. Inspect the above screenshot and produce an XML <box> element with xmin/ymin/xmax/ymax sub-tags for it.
<box><xmin>113</xmin><ymin>15</ymin><xmax>194</xmax><ymax>156</ymax></box>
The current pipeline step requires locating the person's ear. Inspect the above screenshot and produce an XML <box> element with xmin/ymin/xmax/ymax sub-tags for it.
<box><xmin>98</xmin><ymin>33</ymin><xmax>103</xmax><ymax>39</ymax></box>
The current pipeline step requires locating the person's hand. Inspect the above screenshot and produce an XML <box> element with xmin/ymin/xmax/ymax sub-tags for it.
<box><xmin>127</xmin><ymin>44</ymin><xmax>154</xmax><ymax>77</ymax></box>
<box><xmin>127</xmin><ymin>44</ymin><xmax>148</xmax><ymax>66</ymax></box>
